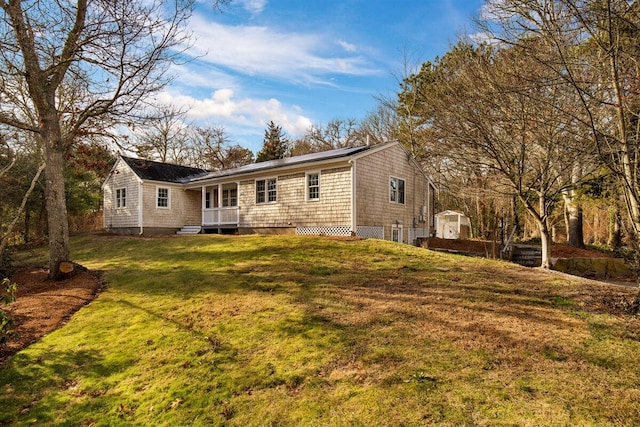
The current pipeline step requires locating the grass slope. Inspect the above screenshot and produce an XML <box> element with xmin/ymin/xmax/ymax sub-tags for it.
<box><xmin>1</xmin><ymin>234</ymin><xmax>640</xmax><ymax>426</ymax></box>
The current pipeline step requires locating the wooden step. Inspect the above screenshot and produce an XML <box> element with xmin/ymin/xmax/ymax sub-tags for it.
<box><xmin>510</xmin><ymin>245</ymin><xmax>542</xmax><ymax>267</ymax></box>
<box><xmin>176</xmin><ymin>225</ymin><xmax>202</xmax><ymax>235</ymax></box>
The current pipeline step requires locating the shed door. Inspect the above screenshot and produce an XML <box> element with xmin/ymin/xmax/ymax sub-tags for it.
<box><xmin>446</xmin><ymin>224</ymin><xmax>457</xmax><ymax>239</ymax></box>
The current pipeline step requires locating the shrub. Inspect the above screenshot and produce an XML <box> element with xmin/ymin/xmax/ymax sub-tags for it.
<box><xmin>0</xmin><ymin>278</ymin><xmax>17</xmax><ymax>345</ymax></box>
<box><xmin>0</xmin><ymin>246</ymin><xmax>11</xmax><ymax>279</ymax></box>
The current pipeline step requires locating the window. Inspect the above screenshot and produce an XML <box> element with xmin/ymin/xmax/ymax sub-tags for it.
<box><xmin>115</xmin><ymin>188</ymin><xmax>126</xmax><ymax>208</ymax></box>
<box><xmin>256</xmin><ymin>180</ymin><xmax>265</xmax><ymax>204</ymax></box>
<box><xmin>307</xmin><ymin>173</ymin><xmax>320</xmax><ymax>201</ymax></box>
<box><xmin>256</xmin><ymin>178</ymin><xmax>277</xmax><ymax>204</ymax></box>
<box><xmin>222</xmin><ymin>188</ymin><xmax>238</xmax><ymax>207</ymax></box>
<box><xmin>157</xmin><ymin>187</ymin><xmax>169</xmax><ymax>208</ymax></box>
<box><xmin>268</xmin><ymin>179</ymin><xmax>277</xmax><ymax>202</ymax></box>
<box><xmin>205</xmin><ymin>192</ymin><xmax>211</xmax><ymax>209</ymax></box>
<box><xmin>390</xmin><ymin>177</ymin><xmax>405</xmax><ymax>204</ymax></box>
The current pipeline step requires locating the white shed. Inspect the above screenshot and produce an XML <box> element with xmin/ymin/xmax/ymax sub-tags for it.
<box><xmin>435</xmin><ymin>210</ymin><xmax>471</xmax><ymax>239</ymax></box>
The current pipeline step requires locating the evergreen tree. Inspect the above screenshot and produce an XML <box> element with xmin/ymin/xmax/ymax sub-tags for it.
<box><xmin>255</xmin><ymin>121</ymin><xmax>290</xmax><ymax>162</ymax></box>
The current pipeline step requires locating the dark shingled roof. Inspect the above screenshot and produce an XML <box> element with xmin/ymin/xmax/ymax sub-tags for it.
<box><xmin>120</xmin><ymin>143</ymin><xmax>384</xmax><ymax>185</ymax></box>
<box><xmin>121</xmin><ymin>157</ymin><xmax>208</xmax><ymax>183</ymax></box>
<box><xmin>189</xmin><ymin>144</ymin><xmax>374</xmax><ymax>182</ymax></box>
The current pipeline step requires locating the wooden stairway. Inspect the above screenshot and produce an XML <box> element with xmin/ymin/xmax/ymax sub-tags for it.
<box><xmin>510</xmin><ymin>245</ymin><xmax>542</xmax><ymax>267</ymax></box>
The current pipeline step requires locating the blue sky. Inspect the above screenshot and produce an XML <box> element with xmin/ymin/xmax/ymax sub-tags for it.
<box><xmin>159</xmin><ymin>0</ymin><xmax>486</xmax><ymax>153</ymax></box>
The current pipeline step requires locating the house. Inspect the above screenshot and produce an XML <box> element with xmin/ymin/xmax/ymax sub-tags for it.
<box><xmin>434</xmin><ymin>210</ymin><xmax>471</xmax><ymax>239</ymax></box>
<box><xmin>102</xmin><ymin>141</ymin><xmax>436</xmax><ymax>244</ymax></box>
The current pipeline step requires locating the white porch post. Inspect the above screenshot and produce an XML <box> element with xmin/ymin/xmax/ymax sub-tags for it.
<box><xmin>138</xmin><ymin>181</ymin><xmax>144</xmax><ymax>235</ymax></box>
<box><xmin>235</xmin><ymin>181</ymin><xmax>240</xmax><ymax>225</ymax></box>
<box><xmin>201</xmin><ymin>186</ymin><xmax>206</xmax><ymax>225</ymax></box>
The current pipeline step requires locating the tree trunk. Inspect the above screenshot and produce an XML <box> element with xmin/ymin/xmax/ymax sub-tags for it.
<box><xmin>534</xmin><ymin>193</ymin><xmax>551</xmax><ymax>269</ymax></box>
<box><xmin>44</xmin><ymin>131</ymin><xmax>70</xmax><ymax>280</ymax></box>
<box><xmin>567</xmin><ymin>204</ymin><xmax>584</xmax><ymax>248</ymax></box>
<box><xmin>520</xmin><ymin>193</ymin><xmax>552</xmax><ymax>269</ymax></box>
<box><xmin>609</xmin><ymin>48</ymin><xmax>640</xmax><ymax>237</ymax></box>
<box><xmin>539</xmin><ymin>221</ymin><xmax>551</xmax><ymax>269</ymax></box>
<box><xmin>608</xmin><ymin>205</ymin><xmax>622</xmax><ymax>250</ymax></box>
<box><xmin>0</xmin><ymin>162</ymin><xmax>46</xmax><ymax>258</ymax></box>
<box><xmin>24</xmin><ymin>209</ymin><xmax>30</xmax><ymax>244</ymax></box>
<box><xmin>476</xmin><ymin>196</ymin><xmax>484</xmax><ymax>239</ymax></box>
<box><xmin>562</xmin><ymin>190</ymin><xmax>584</xmax><ymax>249</ymax></box>
<box><xmin>512</xmin><ymin>195</ymin><xmax>520</xmax><ymax>239</ymax></box>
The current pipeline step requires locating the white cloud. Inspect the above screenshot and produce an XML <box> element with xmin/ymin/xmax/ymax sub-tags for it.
<box><xmin>239</xmin><ymin>0</ymin><xmax>267</xmax><ymax>15</ymax></box>
<box><xmin>169</xmin><ymin>63</ymin><xmax>238</xmax><ymax>91</ymax></box>
<box><xmin>468</xmin><ymin>31</ymin><xmax>499</xmax><ymax>46</ymax></box>
<box><xmin>337</xmin><ymin>39</ymin><xmax>357</xmax><ymax>53</ymax></box>
<box><xmin>479</xmin><ymin>0</ymin><xmax>512</xmax><ymax>22</ymax></box>
<box><xmin>187</xmin><ymin>15</ymin><xmax>380</xmax><ymax>83</ymax></box>
<box><xmin>158</xmin><ymin>88</ymin><xmax>312</xmax><ymax>139</ymax></box>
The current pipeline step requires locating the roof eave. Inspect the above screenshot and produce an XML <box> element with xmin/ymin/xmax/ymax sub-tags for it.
<box><xmin>101</xmin><ymin>156</ymin><xmax>143</xmax><ymax>189</ymax></box>
<box><xmin>184</xmin><ymin>156</ymin><xmax>356</xmax><ymax>188</ymax></box>
<box><xmin>184</xmin><ymin>146</ymin><xmax>374</xmax><ymax>187</ymax></box>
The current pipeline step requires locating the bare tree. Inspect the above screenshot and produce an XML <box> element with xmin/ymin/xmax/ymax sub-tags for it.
<box><xmin>0</xmin><ymin>129</ymin><xmax>45</xmax><ymax>258</ymax></box>
<box><xmin>189</xmin><ymin>125</ymin><xmax>253</xmax><ymax>170</ymax></box>
<box><xmin>401</xmin><ymin>42</ymin><xmax>594</xmax><ymax>267</ymax></box>
<box><xmin>290</xmin><ymin>118</ymin><xmax>367</xmax><ymax>155</ymax></box>
<box><xmin>0</xmin><ymin>162</ymin><xmax>45</xmax><ymax>259</ymax></box>
<box><xmin>0</xmin><ymin>144</ymin><xmax>16</xmax><ymax>180</ymax></box>
<box><xmin>479</xmin><ymin>0</ymin><xmax>640</xmax><ymax>238</ymax></box>
<box><xmin>0</xmin><ymin>0</ymin><xmax>227</xmax><ymax>278</ymax></box>
<box><xmin>307</xmin><ymin>118</ymin><xmax>363</xmax><ymax>150</ymax></box>
<box><xmin>358</xmin><ymin>103</ymin><xmax>400</xmax><ymax>145</ymax></box>
<box><xmin>135</xmin><ymin>104</ymin><xmax>191</xmax><ymax>164</ymax></box>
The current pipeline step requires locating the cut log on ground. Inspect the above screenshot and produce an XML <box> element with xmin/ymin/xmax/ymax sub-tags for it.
<box><xmin>56</xmin><ymin>261</ymin><xmax>87</xmax><ymax>279</ymax></box>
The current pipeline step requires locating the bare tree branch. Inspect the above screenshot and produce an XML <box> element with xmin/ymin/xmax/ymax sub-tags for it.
<box><xmin>0</xmin><ymin>161</ymin><xmax>45</xmax><ymax>257</ymax></box>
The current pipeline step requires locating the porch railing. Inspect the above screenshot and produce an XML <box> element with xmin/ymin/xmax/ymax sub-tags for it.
<box><xmin>202</xmin><ymin>206</ymin><xmax>239</xmax><ymax>226</ymax></box>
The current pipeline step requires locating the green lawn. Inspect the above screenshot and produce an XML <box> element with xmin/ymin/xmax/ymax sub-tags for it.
<box><xmin>1</xmin><ymin>234</ymin><xmax>639</xmax><ymax>426</ymax></box>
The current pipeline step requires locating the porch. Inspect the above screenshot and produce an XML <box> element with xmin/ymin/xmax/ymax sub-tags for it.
<box><xmin>201</xmin><ymin>182</ymin><xmax>239</xmax><ymax>227</ymax></box>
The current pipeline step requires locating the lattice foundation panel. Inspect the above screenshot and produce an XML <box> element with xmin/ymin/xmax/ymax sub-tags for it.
<box><xmin>296</xmin><ymin>226</ymin><xmax>353</xmax><ymax>236</ymax></box>
<box><xmin>356</xmin><ymin>226</ymin><xmax>384</xmax><ymax>239</ymax></box>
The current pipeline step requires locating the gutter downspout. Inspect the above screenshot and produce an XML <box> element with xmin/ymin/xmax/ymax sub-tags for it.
<box><xmin>412</xmin><ymin>162</ymin><xmax>417</xmax><ymax>241</ymax></box>
<box><xmin>349</xmin><ymin>159</ymin><xmax>357</xmax><ymax>235</ymax></box>
<box><xmin>429</xmin><ymin>184</ymin><xmax>434</xmax><ymax>235</ymax></box>
<box><xmin>107</xmin><ymin>173</ymin><xmax>113</xmax><ymax>231</ymax></box>
<box><xmin>427</xmin><ymin>183</ymin><xmax>431</xmax><ymax>236</ymax></box>
<box><xmin>139</xmin><ymin>181</ymin><xmax>144</xmax><ymax>235</ymax></box>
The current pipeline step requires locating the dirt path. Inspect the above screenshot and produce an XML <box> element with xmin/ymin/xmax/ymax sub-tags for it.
<box><xmin>1</xmin><ymin>268</ymin><xmax>103</xmax><ymax>364</ymax></box>
<box><xmin>421</xmin><ymin>237</ymin><xmax>614</xmax><ymax>258</ymax></box>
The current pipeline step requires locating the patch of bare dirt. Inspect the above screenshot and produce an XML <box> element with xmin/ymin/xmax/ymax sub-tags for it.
<box><xmin>420</xmin><ymin>237</ymin><xmax>500</xmax><ymax>255</ymax></box>
<box><xmin>550</xmin><ymin>243</ymin><xmax>614</xmax><ymax>259</ymax></box>
<box><xmin>421</xmin><ymin>237</ymin><xmax>613</xmax><ymax>258</ymax></box>
<box><xmin>0</xmin><ymin>268</ymin><xmax>103</xmax><ymax>364</ymax></box>
<box><xmin>587</xmin><ymin>291</ymin><xmax>640</xmax><ymax>316</ymax></box>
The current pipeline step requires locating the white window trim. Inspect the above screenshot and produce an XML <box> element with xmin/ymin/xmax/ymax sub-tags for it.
<box><xmin>115</xmin><ymin>187</ymin><xmax>127</xmax><ymax>209</ymax></box>
<box><xmin>389</xmin><ymin>176</ymin><xmax>406</xmax><ymax>205</ymax></box>
<box><xmin>306</xmin><ymin>171</ymin><xmax>320</xmax><ymax>202</ymax></box>
<box><xmin>255</xmin><ymin>177</ymin><xmax>278</xmax><ymax>204</ymax></box>
<box><xmin>156</xmin><ymin>186</ymin><xmax>171</xmax><ymax>209</ymax></box>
